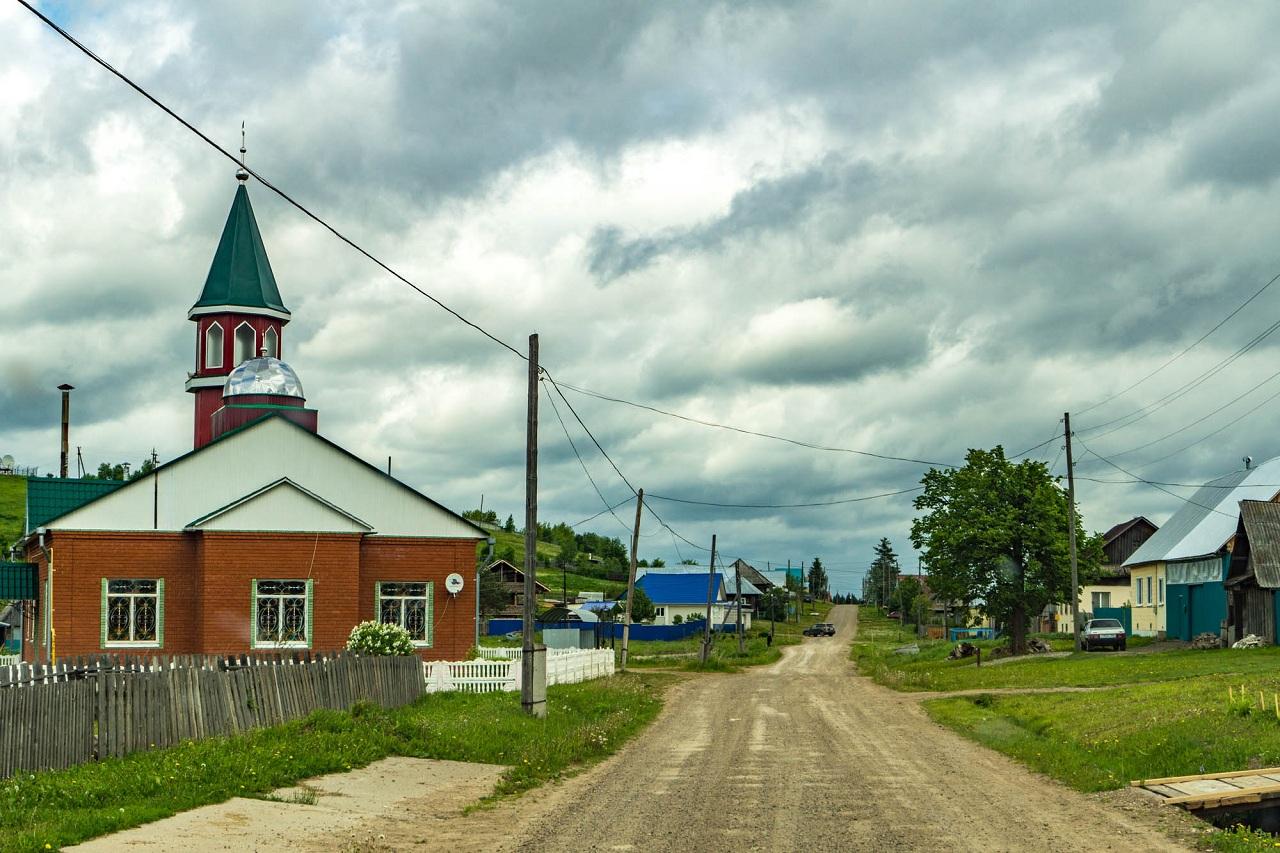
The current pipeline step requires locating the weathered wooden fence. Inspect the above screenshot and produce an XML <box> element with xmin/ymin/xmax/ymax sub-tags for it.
<box><xmin>0</xmin><ymin>652</ymin><xmax>423</xmax><ymax>780</ymax></box>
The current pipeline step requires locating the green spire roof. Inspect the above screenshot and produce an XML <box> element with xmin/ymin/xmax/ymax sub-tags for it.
<box><xmin>192</xmin><ymin>184</ymin><xmax>289</xmax><ymax>314</ymax></box>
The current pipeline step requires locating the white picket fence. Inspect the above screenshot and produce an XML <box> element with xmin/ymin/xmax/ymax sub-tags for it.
<box><xmin>424</xmin><ymin>648</ymin><xmax>615</xmax><ymax>694</ymax></box>
<box><xmin>0</xmin><ymin>655</ymin><xmax>19</xmax><ymax>668</ymax></box>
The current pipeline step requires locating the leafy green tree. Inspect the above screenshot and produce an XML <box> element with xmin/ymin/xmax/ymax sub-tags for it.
<box><xmin>759</xmin><ymin>587</ymin><xmax>789</xmax><ymax>621</ymax></box>
<box><xmin>649</xmin><ymin>557</ymin><xmax>665</xmax><ymax>568</ymax></box>
<box><xmin>680</xmin><ymin>559</ymin><xmax>698</xmax><ymax>566</ymax></box>
<box><xmin>627</xmin><ymin>586</ymin><xmax>656</xmax><ymax>622</ymax></box>
<box><xmin>910</xmin><ymin>446</ymin><xmax>1102</xmax><ymax>654</ymax></box>
<box><xmin>504</xmin><ymin>514</ymin><xmax>516</xmax><ymax>533</ymax></box>
<box><xmin>892</xmin><ymin>576</ymin><xmax>926</xmax><ymax>625</ymax></box>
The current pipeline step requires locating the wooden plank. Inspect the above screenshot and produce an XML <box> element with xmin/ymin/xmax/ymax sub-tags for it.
<box><xmin>1162</xmin><ymin>781</ymin><xmax>1280</xmax><ymax>806</ymax></box>
<box><xmin>1168</xmin><ymin>780</ymin><xmax>1240</xmax><ymax>796</ymax></box>
<box><xmin>1134</xmin><ymin>766</ymin><xmax>1280</xmax><ymax>787</ymax></box>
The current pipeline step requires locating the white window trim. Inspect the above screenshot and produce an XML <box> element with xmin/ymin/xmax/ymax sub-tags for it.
<box><xmin>263</xmin><ymin>326</ymin><xmax>279</xmax><ymax>360</ymax></box>
<box><xmin>233</xmin><ymin>321</ymin><xmax>256</xmax><ymax>366</ymax></box>
<box><xmin>204</xmin><ymin>321</ymin><xmax>224</xmax><ymax>370</ymax></box>
<box><xmin>1135</xmin><ymin>580</ymin><xmax>1143</xmax><ymax>606</ymax></box>
<box><xmin>102</xmin><ymin>578</ymin><xmax>163</xmax><ymax>649</ymax></box>
<box><xmin>375</xmin><ymin>581</ymin><xmax>434</xmax><ymax>647</ymax></box>
<box><xmin>252</xmin><ymin>578</ymin><xmax>312</xmax><ymax>649</ymax></box>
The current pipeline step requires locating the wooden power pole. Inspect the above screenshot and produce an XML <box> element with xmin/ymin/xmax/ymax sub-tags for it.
<box><xmin>621</xmin><ymin>488</ymin><xmax>644</xmax><ymax>671</ymax></box>
<box><xmin>1065</xmin><ymin>412</ymin><xmax>1081</xmax><ymax>653</ymax></box>
<box><xmin>700</xmin><ymin>534</ymin><xmax>718</xmax><ymax>663</ymax></box>
<box><xmin>521</xmin><ymin>334</ymin><xmax>546</xmax><ymax>717</ymax></box>
<box><xmin>736</xmin><ymin>561</ymin><xmax>744</xmax><ymax>653</ymax></box>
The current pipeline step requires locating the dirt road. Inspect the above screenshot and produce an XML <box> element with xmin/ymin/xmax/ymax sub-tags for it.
<box><xmin>485</xmin><ymin>605</ymin><xmax>1193</xmax><ymax>853</ymax></box>
<box><xmin>303</xmin><ymin>605</ymin><xmax>1200</xmax><ymax>852</ymax></box>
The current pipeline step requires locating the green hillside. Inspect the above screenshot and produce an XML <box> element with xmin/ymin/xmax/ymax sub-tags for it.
<box><xmin>0</xmin><ymin>476</ymin><xmax>26</xmax><ymax>552</ymax></box>
<box><xmin>489</xmin><ymin>528</ymin><xmax>561</xmax><ymax>561</ymax></box>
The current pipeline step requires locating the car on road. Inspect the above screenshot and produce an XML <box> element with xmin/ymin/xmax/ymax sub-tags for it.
<box><xmin>1080</xmin><ymin>618</ymin><xmax>1126</xmax><ymax>651</ymax></box>
<box><xmin>803</xmin><ymin>623</ymin><xmax>836</xmax><ymax>637</ymax></box>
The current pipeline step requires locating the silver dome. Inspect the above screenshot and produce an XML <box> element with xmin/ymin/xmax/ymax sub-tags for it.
<box><xmin>223</xmin><ymin>356</ymin><xmax>305</xmax><ymax>399</ymax></box>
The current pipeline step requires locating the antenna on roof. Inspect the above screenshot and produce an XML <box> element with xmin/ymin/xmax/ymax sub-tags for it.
<box><xmin>0</xmin><ymin>455</ymin><xmax>13</xmax><ymax>475</ymax></box>
<box><xmin>236</xmin><ymin>121</ymin><xmax>249</xmax><ymax>183</ymax></box>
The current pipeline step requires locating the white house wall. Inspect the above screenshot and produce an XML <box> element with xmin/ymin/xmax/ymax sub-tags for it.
<box><xmin>47</xmin><ymin>418</ymin><xmax>482</xmax><ymax>538</ymax></box>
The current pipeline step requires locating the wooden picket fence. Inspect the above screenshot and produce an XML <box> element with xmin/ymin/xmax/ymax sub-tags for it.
<box><xmin>0</xmin><ymin>652</ymin><xmax>423</xmax><ymax>780</ymax></box>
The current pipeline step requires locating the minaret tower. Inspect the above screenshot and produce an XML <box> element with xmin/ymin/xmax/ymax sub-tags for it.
<box><xmin>185</xmin><ymin>128</ymin><xmax>291</xmax><ymax>448</ymax></box>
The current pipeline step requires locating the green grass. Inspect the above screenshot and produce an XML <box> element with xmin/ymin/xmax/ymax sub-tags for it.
<box><xmin>852</xmin><ymin>609</ymin><xmax>1262</xmax><ymax>693</ymax></box>
<box><xmin>0</xmin><ymin>476</ymin><xmax>25</xmax><ymax>552</ymax></box>
<box><xmin>0</xmin><ymin>672</ymin><xmax>671</xmax><ymax>852</ymax></box>
<box><xmin>489</xmin><ymin>530</ymin><xmax>561</xmax><ymax>562</ymax></box>
<box><xmin>537</xmin><ymin>569</ymin><xmax>626</xmax><ymax>600</ymax></box>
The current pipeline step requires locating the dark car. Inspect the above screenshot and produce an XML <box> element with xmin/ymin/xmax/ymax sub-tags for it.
<box><xmin>1081</xmin><ymin>618</ymin><xmax>1126</xmax><ymax>651</ymax></box>
<box><xmin>803</xmin><ymin>625</ymin><xmax>824</xmax><ymax>637</ymax></box>
<box><xmin>817</xmin><ymin>623</ymin><xmax>836</xmax><ymax>636</ymax></box>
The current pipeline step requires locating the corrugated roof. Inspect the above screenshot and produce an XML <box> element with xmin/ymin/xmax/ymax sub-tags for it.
<box><xmin>636</xmin><ymin>566</ymin><xmax>761</xmax><ymax>596</ymax></box>
<box><xmin>25</xmin><ymin>477</ymin><xmax>125</xmax><ymax>534</ymax></box>
<box><xmin>1238</xmin><ymin>501</ymin><xmax>1280</xmax><ymax>588</ymax></box>
<box><xmin>1123</xmin><ymin>460</ymin><xmax>1280</xmax><ymax>567</ymax></box>
<box><xmin>636</xmin><ymin>572</ymin><xmax>726</xmax><ymax>605</ymax></box>
<box><xmin>192</xmin><ymin>185</ymin><xmax>289</xmax><ymax>314</ymax></box>
<box><xmin>732</xmin><ymin>559</ymin><xmax>774</xmax><ymax>589</ymax></box>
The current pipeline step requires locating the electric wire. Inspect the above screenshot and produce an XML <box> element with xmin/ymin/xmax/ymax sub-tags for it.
<box><xmin>1076</xmin><ymin>439</ymin><xmax>1236</xmax><ymax>518</ymax></box>
<box><xmin>542</xmin><ymin>381</ymin><xmax>636</xmax><ymax>536</ymax></box>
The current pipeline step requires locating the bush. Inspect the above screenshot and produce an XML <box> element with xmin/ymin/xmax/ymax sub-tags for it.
<box><xmin>671</xmin><ymin>615</ymin><xmax>683</xmax><ymax>625</ymax></box>
<box><xmin>347</xmin><ymin>620</ymin><xmax>415</xmax><ymax>656</ymax></box>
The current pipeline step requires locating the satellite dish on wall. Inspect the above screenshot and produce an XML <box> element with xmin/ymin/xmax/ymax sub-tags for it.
<box><xmin>445</xmin><ymin>573</ymin><xmax>465</xmax><ymax>595</ymax></box>
<box><xmin>0</xmin><ymin>455</ymin><xmax>13</xmax><ymax>474</ymax></box>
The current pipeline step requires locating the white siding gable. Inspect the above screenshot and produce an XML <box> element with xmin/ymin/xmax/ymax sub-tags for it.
<box><xmin>189</xmin><ymin>479</ymin><xmax>372</xmax><ymax>533</ymax></box>
<box><xmin>46</xmin><ymin>417</ymin><xmax>484</xmax><ymax>539</ymax></box>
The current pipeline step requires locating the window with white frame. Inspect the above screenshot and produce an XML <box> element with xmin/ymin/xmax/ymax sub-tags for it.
<box><xmin>204</xmin><ymin>322</ymin><xmax>224</xmax><ymax>369</ymax></box>
<box><xmin>377</xmin><ymin>581</ymin><xmax>432</xmax><ymax>645</ymax></box>
<box><xmin>253</xmin><ymin>579</ymin><xmax>311</xmax><ymax>647</ymax></box>
<box><xmin>102</xmin><ymin>579</ymin><xmax>163</xmax><ymax>646</ymax></box>
<box><xmin>655</xmin><ymin>607</ymin><xmax>665</xmax><ymax>618</ymax></box>
<box><xmin>1158</xmin><ymin>578</ymin><xmax>1165</xmax><ymax>605</ymax></box>
<box><xmin>234</xmin><ymin>322</ymin><xmax>256</xmax><ymax>365</ymax></box>
<box><xmin>1091</xmin><ymin>591</ymin><xmax>1111</xmax><ymax>610</ymax></box>
<box><xmin>1147</xmin><ymin>576</ymin><xmax>1153</xmax><ymax>605</ymax></box>
<box><xmin>1135</xmin><ymin>579</ymin><xmax>1143</xmax><ymax>605</ymax></box>
<box><xmin>263</xmin><ymin>326</ymin><xmax>279</xmax><ymax>359</ymax></box>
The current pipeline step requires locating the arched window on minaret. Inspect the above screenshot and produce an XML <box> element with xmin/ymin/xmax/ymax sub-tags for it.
<box><xmin>234</xmin><ymin>322</ymin><xmax>256</xmax><ymax>366</ymax></box>
<box><xmin>205</xmin><ymin>322</ymin><xmax>224</xmax><ymax>369</ymax></box>
<box><xmin>263</xmin><ymin>327</ymin><xmax>279</xmax><ymax>359</ymax></box>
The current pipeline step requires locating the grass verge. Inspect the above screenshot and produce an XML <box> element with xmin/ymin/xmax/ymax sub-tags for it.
<box><xmin>852</xmin><ymin>609</ymin><xmax>1260</xmax><ymax>693</ymax></box>
<box><xmin>0</xmin><ymin>671</ymin><xmax>672</xmax><ymax>852</ymax></box>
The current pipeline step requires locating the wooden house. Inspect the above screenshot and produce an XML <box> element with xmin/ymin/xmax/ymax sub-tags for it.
<box><xmin>1225</xmin><ymin>500</ymin><xmax>1280</xmax><ymax>644</ymax></box>
<box><xmin>487</xmin><ymin>558</ymin><xmax>550</xmax><ymax>617</ymax></box>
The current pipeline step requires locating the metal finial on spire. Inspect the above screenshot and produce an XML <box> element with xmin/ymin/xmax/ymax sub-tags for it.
<box><xmin>235</xmin><ymin>121</ymin><xmax>249</xmax><ymax>183</ymax></box>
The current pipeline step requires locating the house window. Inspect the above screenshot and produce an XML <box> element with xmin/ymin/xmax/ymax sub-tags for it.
<box><xmin>253</xmin><ymin>579</ymin><xmax>311</xmax><ymax>648</ymax></box>
<box><xmin>204</xmin><ymin>322</ymin><xmax>224</xmax><ymax>369</ymax></box>
<box><xmin>101</xmin><ymin>579</ymin><xmax>163</xmax><ymax>647</ymax></box>
<box><xmin>1158</xmin><ymin>578</ymin><xmax>1165</xmax><ymax>606</ymax></box>
<box><xmin>1091</xmin><ymin>591</ymin><xmax>1111</xmax><ymax>610</ymax></box>
<box><xmin>234</xmin><ymin>322</ymin><xmax>256</xmax><ymax>366</ymax></box>
<box><xmin>377</xmin><ymin>581</ymin><xmax>433</xmax><ymax>645</ymax></box>
<box><xmin>263</xmin><ymin>326</ymin><xmax>279</xmax><ymax>359</ymax></box>
<box><xmin>1147</xmin><ymin>577</ymin><xmax>1153</xmax><ymax>606</ymax></box>
<box><xmin>1136</xmin><ymin>580</ymin><xmax>1143</xmax><ymax>605</ymax></box>
<box><xmin>655</xmin><ymin>607</ymin><xmax>665</xmax><ymax>618</ymax></box>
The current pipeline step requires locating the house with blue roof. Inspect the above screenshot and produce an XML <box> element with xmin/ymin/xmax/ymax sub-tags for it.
<box><xmin>634</xmin><ymin>571</ymin><xmax>752</xmax><ymax>629</ymax></box>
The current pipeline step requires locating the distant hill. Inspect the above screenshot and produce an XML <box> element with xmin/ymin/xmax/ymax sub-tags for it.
<box><xmin>0</xmin><ymin>477</ymin><xmax>26</xmax><ymax>553</ymax></box>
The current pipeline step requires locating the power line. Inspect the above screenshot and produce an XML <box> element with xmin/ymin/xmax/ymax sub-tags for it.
<box><xmin>1076</xmin><ymin>440</ymin><xmax>1236</xmax><ymax>518</ymax></box>
<box><xmin>1074</xmin><ymin>270</ymin><xmax>1280</xmax><ymax>416</ymax></box>
<box><xmin>644</xmin><ymin>486</ymin><xmax>923</xmax><ymax>509</ymax></box>
<box><xmin>542</xmin><ymin>382</ymin><xmax>636</xmax><ymax>536</ymax></box>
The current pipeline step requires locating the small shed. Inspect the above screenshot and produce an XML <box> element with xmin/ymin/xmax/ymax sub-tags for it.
<box><xmin>1225</xmin><ymin>501</ymin><xmax>1280</xmax><ymax>644</ymax></box>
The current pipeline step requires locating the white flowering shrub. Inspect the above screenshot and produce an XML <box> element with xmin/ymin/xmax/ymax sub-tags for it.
<box><xmin>346</xmin><ymin>620</ymin><xmax>415</xmax><ymax>656</ymax></box>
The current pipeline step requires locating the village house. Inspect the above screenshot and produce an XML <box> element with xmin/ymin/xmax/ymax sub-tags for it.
<box><xmin>633</xmin><ymin>572</ymin><xmax>752</xmax><ymax>629</ymax></box>
<box><xmin>1225</xmin><ymin>500</ymin><xmax>1280</xmax><ymax>644</ymax></box>
<box><xmin>1122</xmin><ymin>458</ymin><xmax>1280</xmax><ymax>639</ymax></box>
<box><xmin>16</xmin><ymin>173</ymin><xmax>487</xmax><ymax>663</ymax></box>
<box><xmin>486</xmin><ymin>558</ymin><xmax>551</xmax><ymax>618</ymax></box>
<box><xmin>1053</xmin><ymin>516</ymin><xmax>1157</xmax><ymax>633</ymax></box>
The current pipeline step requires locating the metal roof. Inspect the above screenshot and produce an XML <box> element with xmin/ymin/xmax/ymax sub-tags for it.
<box><xmin>192</xmin><ymin>185</ymin><xmax>289</xmax><ymax>314</ymax></box>
<box><xmin>636</xmin><ymin>572</ymin><xmax>727</xmax><ymax>605</ymax></box>
<box><xmin>1238</xmin><ymin>501</ymin><xmax>1280</xmax><ymax>589</ymax></box>
<box><xmin>635</xmin><ymin>566</ymin><xmax>761</xmax><ymax>596</ymax></box>
<box><xmin>1123</xmin><ymin>459</ymin><xmax>1280</xmax><ymax>567</ymax></box>
<box><xmin>731</xmin><ymin>559</ymin><xmax>774</xmax><ymax>589</ymax></box>
<box><xmin>25</xmin><ymin>477</ymin><xmax>125</xmax><ymax>534</ymax></box>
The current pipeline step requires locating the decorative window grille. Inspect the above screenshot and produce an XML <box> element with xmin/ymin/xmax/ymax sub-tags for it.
<box><xmin>205</xmin><ymin>322</ymin><xmax>224</xmax><ymax>369</ymax></box>
<box><xmin>234</xmin><ymin>322</ymin><xmax>256</xmax><ymax>366</ymax></box>
<box><xmin>253</xmin><ymin>579</ymin><xmax>312</xmax><ymax>648</ymax></box>
<box><xmin>101</xmin><ymin>578</ymin><xmax>164</xmax><ymax>647</ymax></box>
<box><xmin>376</xmin><ymin>581</ymin><xmax>433</xmax><ymax>646</ymax></box>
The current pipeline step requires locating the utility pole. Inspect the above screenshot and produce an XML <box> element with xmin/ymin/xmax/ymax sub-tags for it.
<box><xmin>736</xmin><ymin>561</ymin><xmax>744</xmax><ymax>654</ymax></box>
<box><xmin>1065</xmin><ymin>412</ymin><xmax>1081</xmax><ymax>653</ymax></box>
<box><xmin>700</xmin><ymin>534</ymin><xmax>718</xmax><ymax>663</ymax></box>
<box><xmin>621</xmin><ymin>488</ymin><xmax>644</xmax><ymax>671</ymax></box>
<box><xmin>58</xmin><ymin>384</ymin><xmax>73</xmax><ymax>478</ymax></box>
<box><xmin>521</xmin><ymin>334</ymin><xmax>546</xmax><ymax>717</ymax></box>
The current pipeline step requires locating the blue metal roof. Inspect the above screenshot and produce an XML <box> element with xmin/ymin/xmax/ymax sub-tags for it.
<box><xmin>636</xmin><ymin>572</ymin><xmax>725</xmax><ymax>604</ymax></box>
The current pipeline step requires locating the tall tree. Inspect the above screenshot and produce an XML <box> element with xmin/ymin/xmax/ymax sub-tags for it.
<box><xmin>867</xmin><ymin>538</ymin><xmax>900</xmax><ymax>609</ymax></box>
<box><xmin>910</xmin><ymin>447</ymin><xmax>1101</xmax><ymax>654</ymax></box>
<box><xmin>808</xmin><ymin>557</ymin><xmax>829</xmax><ymax>599</ymax></box>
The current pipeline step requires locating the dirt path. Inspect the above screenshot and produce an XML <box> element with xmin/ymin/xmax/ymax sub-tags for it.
<box><xmin>343</xmin><ymin>605</ymin><xmax>1199</xmax><ymax>852</ymax></box>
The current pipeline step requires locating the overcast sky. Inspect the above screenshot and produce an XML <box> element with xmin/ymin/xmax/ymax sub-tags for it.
<box><xmin>6</xmin><ymin>1</ymin><xmax>1280</xmax><ymax>592</ymax></box>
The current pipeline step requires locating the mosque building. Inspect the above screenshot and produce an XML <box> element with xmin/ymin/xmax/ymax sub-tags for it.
<box><xmin>20</xmin><ymin>165</ymin><xmax>486</xmax><ymax>662</ymax></box>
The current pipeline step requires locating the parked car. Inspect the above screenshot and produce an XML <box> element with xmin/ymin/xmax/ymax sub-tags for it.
<box><xmin>802</xmin><ymin>625</ymin><xmax>824</xmax><ymax>637</ymax></box>
<box><xmin>817</xmin><ymin>623</ymin><xmax>836</xmax><ymax>636</ymax></box>
<box><xmin>1081</xmin><ymin>618</ymin><xmax>1126</xmax><ymax>651</ymax></box>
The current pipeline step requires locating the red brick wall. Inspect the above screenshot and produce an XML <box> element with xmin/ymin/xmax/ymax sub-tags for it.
<box><xmin>27</xmin><ymin>531</ymin><xmax>480</xmax><ymax>663</ymax></box>
<box><xmin>360</xmin><ymin>538</ymin><xmax>479</xmax><ymax>661</ymax></box>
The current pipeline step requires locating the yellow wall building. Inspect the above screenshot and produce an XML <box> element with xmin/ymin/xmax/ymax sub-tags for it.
<box><xmin>1128</xmin><ymin>562</ymin><xmax>1167</xmax><ymax>636</ymax></box>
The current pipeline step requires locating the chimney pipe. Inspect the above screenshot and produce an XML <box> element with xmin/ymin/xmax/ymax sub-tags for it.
<box><xmin>58</xmin><ymin>384</ymin><xmax>74</xmax><ymax>478</ymax></box>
